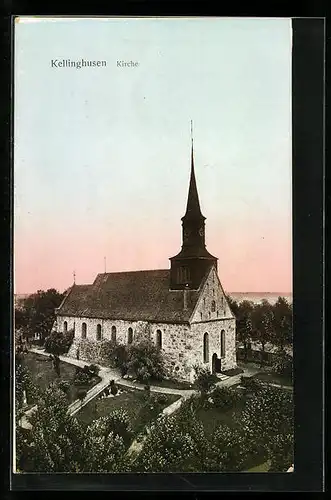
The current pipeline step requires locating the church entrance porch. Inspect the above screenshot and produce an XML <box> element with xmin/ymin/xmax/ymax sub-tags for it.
<box><xmin>212</xmin><ymin>353</ymin><xmax>222</xmax><ymax>374</ymax></box>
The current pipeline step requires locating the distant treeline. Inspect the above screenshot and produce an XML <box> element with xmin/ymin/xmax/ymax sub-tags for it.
<box><xmin>226</xmin><ymin>295</ymin><xmax>292</xmax><ymax>352</ymax></box>
<box><xmin>15</xmin><ymin>289</ymin><xmax>292</xmax><ymax>354</ymax></box>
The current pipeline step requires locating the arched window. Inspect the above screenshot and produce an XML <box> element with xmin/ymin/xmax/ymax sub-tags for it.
<box><xmin>200</xmin><ymin>312</ymin><xmax>203</xmax><ymax>321</ymax></box>
<box><xmin>96</xmin><ymin>324</ymin><xmax>102</xmax><ymax>341</ymax></box>
<box><xmin>220</xmin><ymin>330</ymin><xmax>226</xmax><ymax>358</ymax></box>
<box><xmin>203</xmin><ymin>332</ymin><xmax>209</xmax><ymax>363</ymax></box>
<box><xmin>128</xmin><ymin>327</ymin><xmax>133</xmax><ymax>344</ymax></box>
<box><xmin>211</xmin><ymin>300</ymin><xmax>216</xmax><ymax>312</ymax></box>
<box><xmin>111</xmin><ymin>325</ymin><xmax>117</xmax><ymax>343</ymax></box>
<box><xmin>63</xmin><ymin>321</ymin><xmax>68</xmax><ymax>332</ymax></box>
<box><xmin>81</xmin><ymin>322</ymin><xmax>87</xmax><ymax>339</ymax></box>
<box><xmin>156</xmin><ymin>329</ymin><xmax>162</xmax><ymax>349</ymax></box>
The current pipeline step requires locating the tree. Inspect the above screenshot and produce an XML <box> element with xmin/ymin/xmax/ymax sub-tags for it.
<box><xmin>133</xmin><ymin>403</ymin><xmax>197</xmax><ymax>472</ymax></box>
<box><xmin>111</xmin><ymin>344</ymin><xmax>129</xmax><ymax>376</ymax></box>
<box><xmin>194</xmin><ymin>366</ymin><xmax>217</xmax><ymax>395</ymax></box>
<box><xmin>226</xmin><ymin>295</ymin><xmax>239</xmax><ymax>317</ymax></box>
<box><xmin>21</xmin><ymin>384</ymin><xmax>85</xmax><ymax>472</ymax></box>
<box><xmin>81</xmin><ymin>418</ymin><xmax>128</xmax><ymax>472</ymax></box>
<box><xmin>236</xmin><ymin>300</ymin><xmax>254</xmax><ymax>361</ymax></box>
<box><xmin>44</xmin><ymin>329</ymin><xmax>74</xmax><ymax>356</ymax></box>
<box><xmin>18</xmin><ymin>384</ymin><xmax>131</xmax><ymax>473</ymax></box>
<box><xmin>15</xmin><ymin>358</ymin><xmax>39</xmax><ymax>413</ymax></box>
<box><xmin>251</xmin><ymin>301</ymin><xmax>273</xmax><ymax>366</ymax></box>
<box><xmin>15</xmin><ymin>289</ymin><xmax>65</xmax><ymax>342</ymax></box>
<box><xmin>238</xmin><ymin>385</ymin><xmax>294</xmax><ymax>470</ymax></box>
<box><xmin>271</xmin><ymin>348</ymin><xmax>293</xmax><ymax>381</ymax></box>
<box><xmin>207</xmin><ymin>424</ymin><xmax>254</xmax><ymax>472</ymax></box>
<box><xmin>273</xmin><ymin>297</ymin><xmax>292</xmax><ymax>348</ymax></box>
<box><xmin>127</xmin><ymin>340</ymin><xmax>166</xmax><ymax>383</ymax></box>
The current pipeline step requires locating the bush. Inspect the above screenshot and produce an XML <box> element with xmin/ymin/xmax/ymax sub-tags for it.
<box><xmin>271</xmin><ymin>350</ymin><xmax>293</xmax><ymax>380</ymax></box>
<box><xmin>74</xmin><ymin>367</ymin><xmax>92</xmax><ymax>385</ymax></box>
<box><xmin>77</xmin><ymin>388</ymin><xmax>87</xmax><ymax>401</ymax></box>
<box><xmin>155</xmin><ymin>394</ymin><xmax>168</xmax><ymax>405</ymax></box>
<box><xmin>240</xmin><ymin>376</ymin><xmax>262</xmax><ymax>392</ymax></box>
<box><xmin>103</xmin><ymin>409</ymin><xmax>133</xmax><ymax>446</ymax></box>
<box><xmin>44</xmin><ymin>330</ymin><xmax>74</xmax><ymax>355</ymax></box>
<box><xmin>194</xmin><ymin>366</ymin><xmax>217</xmax><ymax>394</ymax></box>
<box><xmin>57</xmin><ymin>380</ymin><xmax>70</xmax><ymax>395</ymax></box>
<box><xmin>88</xmin><ymin>364</ymin><xmax>100</xmax><ymax>375</ymax></box>
<box><xmin>110</xmin><ymin>381</ymin><xmax>118</xmax><ymax>396</ymax></box>
<box><xmin>127</xmin><ymin>341</ymin><xmax>166</xmax><ymax>383</ymax></box>
<box><xmin>211</xmin><ymin>386</ymin><xmax>241</xmax><ymax>410</ymax></box>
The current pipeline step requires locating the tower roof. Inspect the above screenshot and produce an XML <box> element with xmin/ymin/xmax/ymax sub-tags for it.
<box><xmin>181</xmin><ymin>143</ymin><xmax>206</xmax><ymax>222</ymax></box>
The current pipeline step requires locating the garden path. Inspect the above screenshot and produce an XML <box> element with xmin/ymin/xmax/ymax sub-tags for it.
<box><xmin>21</xmin><ymin>348</ymin><xmax>287</xmax><ymax>429</ymax></box>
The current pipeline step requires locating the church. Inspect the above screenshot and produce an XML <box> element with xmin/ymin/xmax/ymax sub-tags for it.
<box><xmin>54</xmin><ymin>141</ymin><xmax>237</xmax><ymax>383</ymax></box>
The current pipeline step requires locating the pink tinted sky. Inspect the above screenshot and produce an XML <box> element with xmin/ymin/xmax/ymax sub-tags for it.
<box><xmin>14</xmin><ymin>17</ymin><xmax>292</xmax><ymax>294</ymax></box>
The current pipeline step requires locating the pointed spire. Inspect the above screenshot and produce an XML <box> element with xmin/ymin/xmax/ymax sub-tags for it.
<box><xmin>182</xmin><ymin>121</ymin><xmax>205</xmax><ymax>221</ymax></box>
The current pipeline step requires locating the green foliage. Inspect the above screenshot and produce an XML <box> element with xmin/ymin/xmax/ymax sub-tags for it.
<box><xmin>74</xmin><ymin>368</ymin><xmax>91</xmax><ymax>385</ymax></box>
<box><xmin>112</xmin><ymin>341</ymin><xmax>166</xmax><ymax>383</ymax></box>
<box><xmin>194</xmin><ymin>366</ymin><xmax>217</xmax><ymax>395</ymax></box>
<box><xmin>88</xmin><ymin>364</ymin><xmax>100</xmax><ymax>375</ymax></box>
<box><xmin>155</xmin><ymin>393</ymin><xmax>168</xmax><ymax>405</ymax></box>
<box><xmin>81</xmin><ymin>420</ymin><xmax>127</xmax><ymax>472</ymax></box>
<box><xmin>17</xmin><ymin>383</ymin><xmax>132</xmax><ymax>473</ymax></box>
<box><xmin>15</xmin><ymin>289</ymin><xmax>65</xmax><ymax>341</ymax></box>
<box><xmin>77</xmin><ymin>388</ymin><xmax>87</xmax><ymax>401</ymax></box>
<box><xmin>96</xmin><ymin>409</ymin><xmax>133</xmax><ymax>447</ymax></box>
<box><xmin>110</xmin><ymin>380</ymin><xmax>118</xmax><ymax>396</ymax></box>
<box><xmin>207</xmin><ymin>423</ymin><xmax>260</xmax><ymax>472</ymax></box>
<box><xmin>21</xmin><ymin>384</ymin><xmax>85</xmax><ymax>472</ymax></box>
<box><xmin>57</xmin><ymin>379</ymin><xmax>70</xmax><ymax>395</ymax></box>
<box><xmin>127</xmin><ymin>341</ymin><xmax>166</xmax><ymax>383</ymax></box>
<box><xmin>240</xmin><ymin>376</ymin><xmax>263</xmax><ymax>393</ymax></box>
<box><xmin>44</xmin><ymin>330</ymin><xmax>74</xmax><ymax>355</ymax></box>
<box><xmin>134</xmin><ymin>396</ymin><xmax>213</xmax><ymax>472</ymax></box>
<box><xmin>238</xmin><ymin>385</ymin><xmax>294</xmax><ymax>468</ymax></box>
<box><xmin>15</xmin><ymin>357</ymin><xmax>39</xmax><ymax>412</ymax></box>
<box><xmin>271</xmin><ymin>349</ymin><xmax>293</xmax><ymax>380</ymax></box>
<box><xmin>234</xmin><ymin>296</ymin><xmax>293</xmax><ymax>355</ymax></box>
<box><xmin>211</xmin><ymin>386</ymin><xmax>241</xmax><ymax>410</ymax></box>
<box><xmin>268</xmin><ymin>432</ymin><xmax>294</xmax><ymax>472</ymax></box>
<box><xmin>111</xmin><ymin>344</ymin><xmax>129</xmax><ymax>374</ymax></box>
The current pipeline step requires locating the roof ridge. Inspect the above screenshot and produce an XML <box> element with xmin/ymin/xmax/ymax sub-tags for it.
<box><xmin>96</xmin><ymin>269</ymin><xmax>169</xmax><ymax>275</ymax></box>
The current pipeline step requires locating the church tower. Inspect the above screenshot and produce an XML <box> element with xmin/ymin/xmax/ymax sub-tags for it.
<box><xmin>170</xmin><ymin>127</ymin><xmax>218</xmax><ymax>290</ymax></box>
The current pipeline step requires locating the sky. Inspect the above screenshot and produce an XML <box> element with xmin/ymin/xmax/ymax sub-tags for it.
<box><xmin>14</xmin><ymin>17</ymin><xmax>292</xmax><ymax>294</ymax></box>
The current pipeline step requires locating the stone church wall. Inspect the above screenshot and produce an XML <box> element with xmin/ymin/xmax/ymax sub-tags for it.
<box><xmin>190</xmin><ymin>318</ymin><xmax>237</xmax><ymax>373</ymax></box>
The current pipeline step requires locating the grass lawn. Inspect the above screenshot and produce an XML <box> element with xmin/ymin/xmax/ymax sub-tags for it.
<box><xmin>245</xmin><ymin>460</ymin><xmax>270</xmax><ymax>472</ymax></box>
<box><xmin>253</xmin><ymin>371</ymin><xmax>293</xmax><ymax>387</ymax></box>
<box><xmin>20</xmin><ymin>352</ymin><xmax>101</xmax><ymax>404</ymax></box>
<box><xmin>76</xmin><ymin>386</ymin><xmax>180</xmax><ymax>433</ymax></box>
<box><xmin>149</xmin><ymin>378</ymin><xmax>194</xmax><ymax>390</ymax></box>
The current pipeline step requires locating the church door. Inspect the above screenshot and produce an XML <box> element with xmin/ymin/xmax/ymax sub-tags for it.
<box><xmin>212</xmin><ymin>353</ymin><xmax>222</xmax><ymax>374</ymax></box>
<box><xmin>212</xmin><ymin>353</ymin><xmax>217</xmax><ymax>374</ymax></box>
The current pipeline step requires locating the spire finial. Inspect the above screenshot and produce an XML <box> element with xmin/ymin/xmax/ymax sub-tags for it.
<box><xmin>190</xmin><ymin>120</ymin><xmax>193</xmax><ymax>148</ymax></box>
<box><xmin>73</xmin><ymin>270</ymin><xmax>76</xmax><ymax>284</ymax></box>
